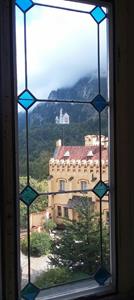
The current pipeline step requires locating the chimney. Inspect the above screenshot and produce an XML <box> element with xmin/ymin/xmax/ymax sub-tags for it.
<box><xmin>56</xmin><ymin>139</ymin><xmax>62</xmax><ymax>148</ymax></box>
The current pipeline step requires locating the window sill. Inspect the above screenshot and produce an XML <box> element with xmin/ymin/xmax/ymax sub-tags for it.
<box><xmin>37</xmin><ymin>278</ymin><xmax>114</xmax><ymax>300</ymax></box>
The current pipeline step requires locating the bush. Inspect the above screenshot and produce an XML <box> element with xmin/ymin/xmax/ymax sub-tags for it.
<box><xmin>34</xmin><ymin>267</ymin><xmax>89</xmax><ymax>288</ymax></box>
<box><xmin>21</xmin><ymin>232</ymin><xmax>52</xmax><ymax>257</ymax></box>
<box><xmin>35</xmin><ymin>267</ymin><xmax>72</xmax><ymax>288</ymax></box>
<box><xmin>44</xmin><ymin>219</ymin><xmax>56</xmax><ymax>232</ymax></box>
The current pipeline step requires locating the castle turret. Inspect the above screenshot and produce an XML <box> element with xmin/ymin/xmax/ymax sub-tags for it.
<box><xmin>84</xmin><ymin>135</ymin><xmax>98</xmax><ymax>146</ymax></box>
<box><xmin>56</xmin><ymin>139</ymin><xmax>62</xmax><ymax>148</ymax></box>
<box><xmin>84</xmin><ymin>135</ymin><xmax>108</xmax><ymax>147</ymax></box>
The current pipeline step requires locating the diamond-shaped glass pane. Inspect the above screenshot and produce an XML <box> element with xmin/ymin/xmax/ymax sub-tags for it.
<box><xmin>90</xmin><ymin>6</ymin><xmax>106</xmax><ymax>24</ymax></box>
<box><xmin>21</xmin><ymin>283</ymin><xmax>39</xmax><ymax>300</ymax></box>
<box><xmin>20</xmin><ymin>186</ymin><xmax>38</xmax><ymax>206</ymax></box>
<box><xmin>93</xmin><ymin>181</ymin><xmax>108</xmax><ymax>198</ymax></box>
<box><xmin>91</xmin><ymin>95</ymin><xmax>107</xmax><ymax>112</ymax></box>
<box><xmin>94</xmin><ymin>267</ymin><xmax>111</xmax><ymax>285</ymax></box>
<box><xmin>18</xmin><ymin>90</ymin><xmax>35</xmax><ymax>110</ymax></box>
<box><xmin>16</xmin><ymin>0</ymin><xmax>33</xmax><ymax>12</ymax></box>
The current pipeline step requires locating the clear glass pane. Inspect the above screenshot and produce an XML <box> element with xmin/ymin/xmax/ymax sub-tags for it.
<box><xmin>100</xmin><ymin>18</ymin><xmax>108</xmax><ymax>99</ymax></box>
<box><xmin>18</xmin><ymin>104</ymin><xmax>27</xmax><ymax>178</ymax></box>
<box><xmin>20</xmin><ymin>202</ymin><xmax>29</xmax><ymax>288</ymax></box>
<box><xmin>26</xmin><ymin>102</ymin><xmax>101</xmax><ymax>183</ymax></box>
<box><xmin>26</xmin><ymin>5</ymin><xmax>98</xmax><ymax>99</ymax></box>
<box><xmin>34</xmin><ymin>0</ymin><xmax>95</xmax><ymax>12</ymax></box>
<box><xmin>16</xmin><ymin>7</ymin><xmax>25</xmax><ymax>94</ymax></box>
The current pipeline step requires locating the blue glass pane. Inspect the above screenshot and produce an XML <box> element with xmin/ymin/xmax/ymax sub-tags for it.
<box><xmin>20</xmin><ymin>186</ymin><xmax>38</xmax><ymax>206</ymax></box>
<box><xmin>90</xmin><ymin>6</ymin><xmax>106</xmax><ymax>24</ymax></box>
<box><xmin>91</xmin><ymin>95</ymin><xmax>107</xmax><ymax>112</ymax></box>
<box><xmin>93</xmin><ymin>181</ymin><xmax>108</xmax><ymax>198</ymax></box>
<box><xmin>16</xmin><ymin>0</ymin><xmax>33</xmax><ymax>12</ymax></box>
<box><xmin>94</xmin><ymin>267</ymin><xmax>111</xmax><ymax>285</ymax></box>
<box><xmin>21</xmin><ymin>283</ymin><xmax>39</xmax><ymax>300</ymax></box>
<box><xmin>18</xmin><ymin>90</ymin><xmax>35</xmax><ymax>110</ymax></box>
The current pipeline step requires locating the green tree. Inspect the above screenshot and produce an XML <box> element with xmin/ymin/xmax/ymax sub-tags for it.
<box><xmin>20</xmin><ymin>177</ymin><xmax>48</xmax><ymax>229</ymax></box>
<box><xmin>44</xmin><ymin>219</ymin><xmax>56</xmax><ymax>233</ymax></box>
<box><xmin>50</xmin><ymin>198</ymin><xmax>110</xmax><ymax>275</ymax></box>
<box><xmin>20</xmin><ymin>202</ymin><xmax>27</xmax><ymax>229</ymax></box>
<box><xmin>21</xmin><ymin>232</ymin><xmax>52</xmax><ymax>257</ymax></box>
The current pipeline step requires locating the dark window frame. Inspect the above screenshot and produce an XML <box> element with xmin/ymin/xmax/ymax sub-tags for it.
<box><xmin>1</xmin><ymin>0</ymin><xmax>134</xmax><ymax>299</ymax></box>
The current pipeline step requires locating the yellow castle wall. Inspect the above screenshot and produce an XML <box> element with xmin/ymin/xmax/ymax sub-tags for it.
<box><xmin>48</xmin><ymin>160</ymin><xmax>109</xmax><ymax>224</ymax></box>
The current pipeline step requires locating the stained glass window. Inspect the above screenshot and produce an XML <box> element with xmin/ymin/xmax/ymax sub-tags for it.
<box><xmin>93</xmin><ymin>181</ymin><xmax>109</xmax><ymax>198</ymax></box>
<box><xmin>94</xmin><ymin>267</ymin><xmax>111</xmax><ymax>285</ymax></box>
<box><xmin>90</xmin><ymin>6</ymin><xmax>106</xmax><ymax>24</ymax></box>
<box><xmin>18</xmin><ymin>90</ymin><xmax>36</xmax><ymax>110</ymax></box>
<box><xmin>16</xmin><ymin>0</ymin><xmax>33</xmax><ymax>12</ymax></box>
<box><xmin>91</xmin><ymin>95</ymin><xmax>107</xmax><ymax>113</ymax></box>
<box><xmin>16</xmin><ymin>0</ymin><xmax>114</xmax><ymax>298</ymax></box>
<box><xmin>20</xmin><ymin>186</ymin><xmax>38</xmax><ymax>205</ymax></box>
<box><xmin>21</xmin><ymin>283</ymin><xmax>39</xmax><ymax>300</ymax></box>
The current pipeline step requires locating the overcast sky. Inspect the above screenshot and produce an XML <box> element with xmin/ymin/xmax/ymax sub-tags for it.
<box><xmin>16</xmin><ymin>1</ymin><xmax>108</xmax><ymax>99</ymax></box>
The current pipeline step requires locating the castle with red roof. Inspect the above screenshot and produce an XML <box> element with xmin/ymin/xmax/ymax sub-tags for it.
<box><xmin>48</xmin><ymin>135</ymin><xmax>109</xmax><ymax>225</ymax></box>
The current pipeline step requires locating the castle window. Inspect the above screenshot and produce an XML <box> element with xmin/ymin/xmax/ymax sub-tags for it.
<box><xmin>59</xmin><ymin>180</ymin><xmax>65</xmax><ymax>191</ymax></box>
<box><xmin>81</xmin><ymin>181</ymin><xmax>88</xmax><ymax>191</ymax></box>
<box><xmin>64</xmin><ymin>207</ymin><xmax>69</xmax><ymax>218</ymax></box>
<box><xmin>57</xmin><ymin>206</ymin><xmax>62</xmax><ymax>217</ymax></box>
<box><xmin>91</xmin><ymin>173</ymin><xmax>97</xmax><ymax>182</ymax></box>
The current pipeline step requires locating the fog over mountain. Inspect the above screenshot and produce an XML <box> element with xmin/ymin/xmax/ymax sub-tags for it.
<box><xmin>48</xmin><ymin>75</ymin><xmax>107</xmax><ymax>101</ymax></box>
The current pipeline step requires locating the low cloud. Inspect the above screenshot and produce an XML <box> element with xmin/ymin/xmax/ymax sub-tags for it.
<box><xmin>16</xmin><ymin>4</ymin><xmax>107</xmax><ymax>98</ymax></box>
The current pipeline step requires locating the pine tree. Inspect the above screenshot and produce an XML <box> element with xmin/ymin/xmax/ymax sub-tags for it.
<box><xmin>50</xmin><ymin>198</ymin><xmax>110</xmax><ymax>275</ymax></box>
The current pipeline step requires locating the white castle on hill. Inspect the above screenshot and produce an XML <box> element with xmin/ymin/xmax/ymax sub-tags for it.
<box><xmin>55</xmin><ymin>108</ymin><xmax>70</xmax><ymax>124</ymax></box>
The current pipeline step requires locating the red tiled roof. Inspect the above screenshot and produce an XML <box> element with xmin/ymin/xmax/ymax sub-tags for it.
<box><xmin>54</xmin><ymin>146</ymin><xmax>108</xmax><ymax>160</ymax></box>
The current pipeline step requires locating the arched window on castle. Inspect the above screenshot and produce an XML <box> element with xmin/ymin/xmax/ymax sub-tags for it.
<box><xmin>81</xmin><ymin>180</ymin><xmax>88</xmax><ymax>191</ymax></box>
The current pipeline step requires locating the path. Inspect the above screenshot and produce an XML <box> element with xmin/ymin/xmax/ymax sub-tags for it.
<box><xmin>21</xmin><ymin>252</ymin><xmax>50</xmax><ymax>288</ymax></box>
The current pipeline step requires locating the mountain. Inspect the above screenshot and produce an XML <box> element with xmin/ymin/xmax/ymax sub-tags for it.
<box><xmin>18</xmin><ymin>75</ymin><xmax>108</xmax><ymax>180</ymax></box>
<box><xmin>29</xmin><ymin>76</ymin><xmax>107</xmax><ymax>126</ymax></box>
<box><xmin>48</xmin><ymin>76</ymin><xmax>107</xmax><ymax>101</ymax></box>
